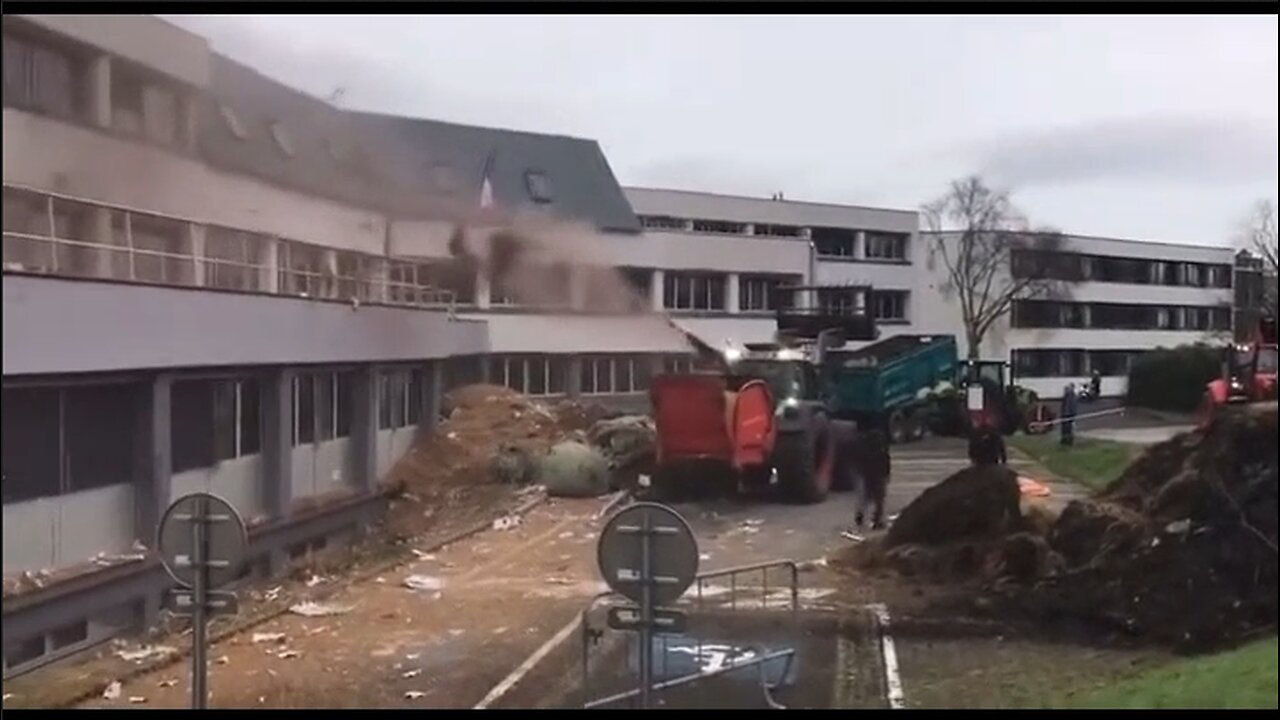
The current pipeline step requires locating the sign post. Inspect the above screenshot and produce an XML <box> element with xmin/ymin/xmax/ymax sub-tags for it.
<box><xmin>596</xmin><ymin>502</ymin><xmax>699</xmax><ymax>709</ymax></box>
<box><xmin>157</xmin><ymin>493</ymin><xmax>247</xmax><ymax>710</ymax></box>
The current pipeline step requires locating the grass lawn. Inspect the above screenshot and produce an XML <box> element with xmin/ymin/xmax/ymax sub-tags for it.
<box><xmin>1008</xmin><ymin>434</ymin><xmax>1140</xmax><ymax>491</ymax></box>
<box><xmin>1053</xmin><ymin>637</ymin><xmax>1279</xmax><ymax>709</ymax></box>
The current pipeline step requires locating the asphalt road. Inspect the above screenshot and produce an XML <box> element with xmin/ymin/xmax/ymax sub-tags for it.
<box><xmin>672</xmin><ymin>436</ymin><xmax>1086</xmax><ymax>571</ymax></box>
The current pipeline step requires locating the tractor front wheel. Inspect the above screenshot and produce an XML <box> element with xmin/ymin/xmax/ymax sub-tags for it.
<box><xmin>774</xmin><ymin>417</ymin><xmax>834</xmax><ymax>504</ymax></box>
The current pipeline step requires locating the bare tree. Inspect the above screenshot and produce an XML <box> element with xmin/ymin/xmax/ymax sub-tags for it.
<box><xmin>923</xmin><ymin>175</ymin><xmax>1068</xmax><ymax>359</ymax></box>
<box><xmin>1240</xmin><ymin>199</ymin><xmax>1278</xmax><ymax>313</ymax></box>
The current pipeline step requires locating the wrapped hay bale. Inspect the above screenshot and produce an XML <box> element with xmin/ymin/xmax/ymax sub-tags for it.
<box><xmin>538</xmin><ymin>441</ymin><xmax>612</xmax><ymax>498</ymax></box>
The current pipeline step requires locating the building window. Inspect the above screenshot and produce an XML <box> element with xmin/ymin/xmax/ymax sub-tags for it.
<box><xmin>1</xmin><ymin>386</ymin><xmax>62</xmax><ymax>504</ymax></box>
<box><xmin>205</xmin><ymin>227</ymin><xmax>261</xmax><ymax>292</ymax></box>
<box><xmin>753</xmin><ymin>223</ymin><xmax>803</xmax><ymax>238</ymax></box>
<box><xmin>740</xmin><ymin>276</ymin><xmax>794</xmax><ymax>312</ymax></box>
<box><xmin>864</xmin><ymin>232</ymin><xmax>908</xmax><ymax>261</ymax></box>
<box><xmin>581</xmin><ymin>356</ymin><xmax>651</xmax><ymax>395</ymax></box>
<box><xmin>2</xmin><ymin>32</ymin><xmax>78</xmax><ymax>120</ymax></box>
<box><xmin>220</xmin><ymin>105</ymin><xmax>248</xmax><ymax>140</ymax></box>
<box><xmin>812</xmin><ymin>227</ymin><xmax>857</xmax><ymax>258</ymax></box>
<box><xmin>173</xmin><ymin>378</ymin><xmax>262</xmax><ymax>472</ymax></box>
<box><xmin>639</xmin><ymin>216</ymin><xmax>686</xmax><ymax>231</ymax></box>
<box><xmin>525</xmin><ymin>170</ymin><xmax>553</xmax><ymax>203</ymax></box>
<box><xmin>663</xmin><ymin>272</ymin><xmax>726</xmax><ymax>311</ymax></box>
<box><xmin>690</xmin><ymin>219</ymin><xmax>747</xmax><ymax>235</ymax></box>
<box><xmin>488</xmin><ymin>355</ymin><xmax>568</xmax><ymax>397</ymax></box>
<box><xmin>873</xmin><ymin>290</ymin><xmax>909</xmax><ymax>321</ymax></box>
<box><xmin>294</xmin><ymin>371</ymin><xmax>353</xmax><ymax>446</ymax></box>
<box><xmin>663</xmin><ymin>356</ymin><xmax>693</xmax><ymax>375</ymax></box>
<box><xmin>817</xmin><ymin>288</ymin><xmax>864</xmax><ymax>316</ymax></box>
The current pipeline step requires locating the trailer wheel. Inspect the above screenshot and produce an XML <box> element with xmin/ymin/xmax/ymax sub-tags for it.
<box><xmin>908</xmin><ymin>412</ymin><xmax>928</xmax><ymax>442</ymax></box>
<box><xmin>775</xmin><ymin>417</ymin><xmax>834</xmax><ymax>504</ymax></box>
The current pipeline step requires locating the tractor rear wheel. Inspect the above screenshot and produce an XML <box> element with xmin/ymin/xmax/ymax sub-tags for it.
<box><xmin>775</xmin><ymin>417</ymin><xmax>834</xmax><ymax>504</ymax></box>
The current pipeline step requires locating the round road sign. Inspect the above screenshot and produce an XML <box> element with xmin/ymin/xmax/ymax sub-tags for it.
<box><xmin>597</xmin><ymin>502</ymin><xmax>699</xmax><ymax>606</ymax></box>
<box><xmin>157</xmin><ymin>493</ymin><xmax>248</xmax><ymax>590</ymax></box>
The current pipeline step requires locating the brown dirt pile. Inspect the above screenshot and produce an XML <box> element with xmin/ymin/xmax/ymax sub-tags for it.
<box><xmin>380</xmin><ymin>385</ymin><xmax>624</xmax><ymax>537</ymax></box>
<box><xmin>840</xmin><ymin>402</ymin><xmax>1278</xmax><ymax>651</ymax></box>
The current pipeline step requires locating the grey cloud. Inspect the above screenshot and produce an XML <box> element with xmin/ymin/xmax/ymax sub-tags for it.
<box><xmin>974</xmin><ymin>116</ymin><xmax>1279</xmax><ymax>189</ymax></box>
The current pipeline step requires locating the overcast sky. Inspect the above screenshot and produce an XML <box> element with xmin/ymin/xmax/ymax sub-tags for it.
<box><xmin>168</xmin><ymin>14</ymin><xmax>1277</xmax><ymax>247</ymax></box>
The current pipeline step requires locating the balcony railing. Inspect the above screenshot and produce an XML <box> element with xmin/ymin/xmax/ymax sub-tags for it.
<box><xmin>2</xmin><ymin>185</ymin><xmax>457</xmax><ymax>310</ymax></box>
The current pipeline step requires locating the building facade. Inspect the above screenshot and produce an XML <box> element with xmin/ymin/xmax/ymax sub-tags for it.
<box><xmin>0</xmin><ymin>15</ymin><xmax>1240</xmax><ymax>675</ymax></box>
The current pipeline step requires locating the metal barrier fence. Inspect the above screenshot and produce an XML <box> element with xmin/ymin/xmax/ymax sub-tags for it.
<box><xmin>579</xmin><ymin>559</ymin><xmax>802</xmax><ymax>709</ymax></box>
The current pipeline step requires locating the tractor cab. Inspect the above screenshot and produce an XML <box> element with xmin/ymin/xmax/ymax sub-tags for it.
<box><xmin>955</xmin><ymin>359</ymin><xmax>1035</xmax><ymax>435</ymax></box>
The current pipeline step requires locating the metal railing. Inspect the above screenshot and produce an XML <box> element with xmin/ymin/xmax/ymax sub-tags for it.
<box><xmin>2</xmin><ymin>184</ymin><xmax>457</xmax><ymax>310</ymax></box>
<box><xmin>579</xmin><ymin>559</ymin><xmax>801</xmax><ymax>709</ymax></box>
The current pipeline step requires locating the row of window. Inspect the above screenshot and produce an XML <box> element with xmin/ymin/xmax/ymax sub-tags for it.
<box><xmin>3</xmin><ymin>30</ymin><xmax>189</xmax><ymax>149</ymax></box>
<box><xmin>1012</xmin><ymin>249</ymin><xmax>1233</xmax><ymax>289</ymax></box>
<box><xmin>636</xmin><ymin>214</ymin><xmax>911</xmax><ymax>260</ymax></box>
<box><xmin>486</xmin><ymin>354</ymin><xmax>684</xmax><ymax>397</ymax></box>
<box><xmin>1012</xmin><ymin>301</ymin><xmax>1232</xmax><ymax>332</ymax></box>
<box><xmin>814</xmin><ymin>288</ymin><xmax>910</xmax><ymax>322</ymax></box>
<box><xmin>1012</xmin><ymin>349</ymin><xmax>1147</xmax><ymax>379</ymax></box>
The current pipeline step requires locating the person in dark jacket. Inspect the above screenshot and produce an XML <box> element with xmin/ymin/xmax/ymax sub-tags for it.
<box><xmin>1060</xmin><ymin>383</ymin><xmax>1078</xmax><ymax>446</ymax></box>
<box><xmin>853</xmin><ymin>428</ymin><xmax>892</xmax><ymax>530</ymax></box>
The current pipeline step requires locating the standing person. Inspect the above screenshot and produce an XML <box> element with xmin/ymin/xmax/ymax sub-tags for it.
<box><xmin>1089</xmin><ymin>368</ymin><xmax>1102</xmax><ymax>400</ymax></box>
<box><xmin>1060</xmin><ymin>383</ymin><xmax>1078</xmax><ymax>446</ymax></box>
<box><xmin>853</xmin><ymin>428</ymin><xmax>892</xmax><ymax>530</ymax></box>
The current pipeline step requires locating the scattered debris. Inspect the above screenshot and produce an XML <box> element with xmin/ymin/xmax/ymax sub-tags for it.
<box><xmin>545</xmin><ymin>577</ymin><xmax>574</xmax><ymax>586</ymax></box>
<box><xmin>797</xmin><ymin>557</ymin><xmax>829</xmax><ymax>572</ymax></box>
<box><xmin>289</xmin><ymin>601</ymin><xmax>354</xmax><ymax>617</ymax></box>
<box><xmin>557</xmin><ymin>531</ymin><xmax>575</xmax><ymax>540</ymax></box>
<box><xmin>158</xmin><ymin>680</ymin><xmax>178</xmax><ymax>688</ymax></box>
<box><xmin>128</xmin><ymin>696</ymin><xmax>148</xmax><ymax>704</ymax></box>
<box><xmin>448</xmin><ymin>629</ymin><xmax>465</xmax><ymax>637</ymax></box>
<box><xmin>116</xmin><ymin>645</ymin><xmax>177</xmax><ymax>663</ymax></box>
<box><xmin>492</xmin><ymin>515</ymin><xmax>521</xmax><ymax>532</ymax></box>
<box><xmin>215</xmin><ymin>656</ymin><xmax>230</xmax><ymax>665</ymax></box>
<box><xmin>264</xmin><ymin>586</ymin><xmax>283</xmax><ymax>602</ymax></box>
<box><xmin>403</xmin><ymin>575</ymin><xmax>445</xmax><ymax>592</ymax></box>
<box><xmin>841</xmin><ymin>531</ymin><xmax>866</xmax><ymax>543</ymax></box>
<box><xmin>699</xmin><ymin>553</ymin><xmax>712</xmax><ymax>561</ymax></box>
<box><xmin>410</xmin><ymin>549</ymin><xmax>437</xmax><ymax>561</ymax></box>
<box><xmin>305</xmin><ymin>575</ymin><xmax>326</xmax><ymax>588</ymax></box>
<box><xmin>252</xmin><ymin>632</ymin><xmax>287</xmax><ymax>645</ymax></box>
<box><xmin>103</xmin><ymin>682</ymin><xmax>122</xmax><ymax>700</ymax></box>
<box><xmin>402</xmin><ymin>669</ymin><xmax>422</xmax><ymax>679</ymax></box>
<box><xmin>3</xmin><ymin>693</ymin><xmax>14</xmax><ymax>701</ymax></box>
<box><xmin>493</xmin><ymin>626</ymin><xmax>508</xmax><ymax>635</ymax></box>
<box><xmin>276</xmin><ymin>649</ymin><xmax>301</xmax><ymax>660</ymax></box>
<box><xmin>405</xmin><ymin>691</ymin><xmax>427</xmax><ymax>700</ymax></box>
<box><xmin>1163</xmin><ymin>519</ymin><xmax>1192</xmax><ymax>535</ymax></box>
<box><xmin>405</xmin><ymin>653</ymin><xmax>421</xmax><ymax>661</ymax></box>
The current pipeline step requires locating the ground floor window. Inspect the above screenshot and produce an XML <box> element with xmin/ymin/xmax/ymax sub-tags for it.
<box><xmin>293</xmin><ymin>371</ymin><xmax>355</xmax><ymax>445</ymax></box>
<box><xmin>172</xmin><ymin>377</ymin><xmax>262</xmax><ymax>472</ymax></box>
<box><xmin>488</xmin><ymin>355</ymin><xmax>569</xmax><ymax>397</ymax></box>
<box><xmin>581</xmin><ymin>356</ymin><xmax>652</xmax><ymax>395</ymax></box>
<box><xmin>379</xmin><ymin>368</ymin><xmax>424</xmax><ymax>430</ymax></box>
<box><xmin>1012</xmin><ymin>348</ymin><xmax>1147</xmax><ymax>379</ymax></box>
<box><xmin>2</xmin><ymin>381</ymin><xmax>142</xmax><ymax>504</ymax></box>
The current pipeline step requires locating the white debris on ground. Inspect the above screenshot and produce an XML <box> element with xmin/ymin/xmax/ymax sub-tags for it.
<box><xmin>158</xmin><ymin>680</ymin><xmax>177</xmax><ymax>688</ymax></box>
<box><xmin>115</xmin><ymin>645</ymin><xmax>177</xmax><ymax>663</ymax></box>
<box><xmin>102</xmin><ymin>681</ymin><xmax>122</xmax><ymax>700</ymax></box>
<box><xmin>410</xmin><ymin>549</ymin><xmax>437</xmax><ymax>561</ymax></box>
<box><xmin>305</xmin><ymin>575</ymin><xmax>327</xmax><ymax>588</ymax></box>
<box><xmin>276</xmin><ymin>649</ymin><xmax>300</xmax><ymax>660</ymax></box>
<box><xmin>405</xmin><ymin>691</ymin><xmax>427</xmax><ymax>700</ymax></box>
<box><xmin>215</xmin><ymin>655</ymin><xmax>230</xmax><ymax>665</ymax></box>
<box><xmin>252</xmin><ymin>632</ymin><xmax>287</xmax><ymax>644</ymax></box>
<box><xmin>401</xmin><ymin>669</ymin><xmax>421</xmax><ymax>679</ymax></box>
<box><xmin>288</xmin><ymin>601</ymin><xmax>354</xmax><ymax>617</ymax></box>
<box><xmin>403</xmin><ymin>575</ymin><xmax>444</xmax><ymax>592</ymax></box>
<box><xmin>264</xmin><ymin>586</ymin><xmax>283</xmax><ymax>602</ymax></box>
<box><xmin>492</xmin><ymin>515</ymin><xmax>521</xmax><ymax>532</ymax></box>
<box><xmin>128</xmin><ymin>696</ymin><xmax>148</xmax><ymax>704</ymax></box>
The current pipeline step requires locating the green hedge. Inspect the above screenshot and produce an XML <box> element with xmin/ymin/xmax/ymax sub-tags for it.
<box><xmin>1126</xmin><ymin>343</ymin><xmax>1221</xmax><ymax>413</ymax></box>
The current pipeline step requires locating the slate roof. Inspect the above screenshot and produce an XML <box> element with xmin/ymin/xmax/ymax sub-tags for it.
<box><xmin>198</xmin><ymin>53</ymin><xmax>640</xmax><ymax>233</ymax></box>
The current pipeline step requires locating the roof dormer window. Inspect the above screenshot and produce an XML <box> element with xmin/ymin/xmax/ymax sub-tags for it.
<box><xmin>525</xmin><ymin>170</ymin><xmax>552</xmax><ymax>203</ymax></box>
<box><xmin>219</xmin><ymin>105</ymin><xmax>247</xmax><ymax>140</ymax></box>
<box><xmin>269</xmin><ymin>121</ymin><xmax>295</xmax><ymax>157</ymax></box>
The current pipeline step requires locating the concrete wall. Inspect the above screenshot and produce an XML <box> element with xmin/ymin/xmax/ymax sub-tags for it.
<box><xmin>291</xmin><ymin>439</ymin><xmax>355</xmax><ymax>500</ymax></box>
<box><xmin>170</xmin><ymin>455</ymin><xmax>265</xmax><ymax>525</ymax></box>
<box><xmin>477</xmin><ymin>313</ymin><xmax>692</xmax><ymax>354</ymax></box>
<box><xmin>3</xmin><ymin>109</ymin><xmax>387</xmax><ymax>254</ymax></box>
<box><xmin>2</xmin><ymin>275</ymin><xmax>489</xmax><ymax>376</ymax></box>
<box><xmin>2</xmin><ymin>484</ymin><xmax>136</xmax><ymax>574</ymax></box>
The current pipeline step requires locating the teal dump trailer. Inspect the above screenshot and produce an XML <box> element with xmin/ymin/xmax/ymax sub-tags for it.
<box><xmin>825</xmin><ymin>334</ymin><xmax>959</xmax><ymax>443</ymax></box>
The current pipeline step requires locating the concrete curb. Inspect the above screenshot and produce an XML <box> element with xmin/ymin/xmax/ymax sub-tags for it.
<box><xmin>52</xmin><ymin>489</ymin><xmax>549</xmax><ymax>709</ymax></box>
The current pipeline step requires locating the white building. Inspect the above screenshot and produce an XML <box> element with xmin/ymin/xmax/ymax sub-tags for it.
<box><xmin>0</xmin><ymin>15</ymin><xmax>1237</xmax><ymax>674</ymax></box>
